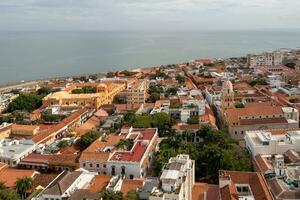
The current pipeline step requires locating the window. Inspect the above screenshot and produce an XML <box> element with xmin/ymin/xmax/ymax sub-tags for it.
<box><xmin>97</xmin><ymin>164</ymin><xmax>100</xmax><ymax>168</ymax></box>
<box><xmin>111</xmin><ymin>166</ymin><xmax>115</xmax><ymax>176</ymax></box>
<box><xmin>121</xmin><ymin>166</ymin><xmax>126</xmax><ymax>175</ymax></box>
<box><xmin>83</xmin><ymin>163</ymin><xmax>86</xmax><ymax>167</ymax></box>
<box><xmin>90</xmin><ymin>163</ymin><xmax>93</xmax><ymax>168</ymax></box>
<box><xmin>130</xmin><ymin>174</ymin><xmax>134</xmax><ymax>179</ymax></box>
<box><xmin>103</xmin><ymin>164</ymin><xmax>106</xmax><ymax>168</ymax></box>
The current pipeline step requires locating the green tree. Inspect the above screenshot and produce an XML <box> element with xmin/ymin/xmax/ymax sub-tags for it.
<box><xmin>101</xmin><ymin>190</ymin><xmax>123</xmax><ymax>200</ymax></box>
<box><xmin>187</xmin><ymin>116</ymin><xmax>199</xmax><ymax>124</ymax></box>
<box><xmin>42</xmin><ymin>114</ymin><xmax>61</xmax><ymax>122</ymax></box>
<box><xmin>106</xmin><ymin>72</ymin><xmax>115</xmax><ymax>78</ymax></box>
<box><xmin>0</xmin><ymin>189</ymin><xmax>21</xmax><ymax>200</ymax></box>
<box><xmin>235</xmin><ymin>102</ymin><xmax>245</xmax><ymax>108</ymax></box>
<box><xmin>76</xmin><ymin>131</ymin><xmax>100</xmax><ymax>150</ymax></box>
<box><xmin>7</xmin><ymin>94</ymin><xmax>43</xmax><ymax>113</ymax></box>
<box><xmin>151</xmin><ymin>112</ymin><xmax>173</xmax><ymax>136</ymax></box>
<box><xmin>36</xmin><ymin>87</ymin><xmax>50</xmax><ymax>96</ymax></box>
<box><xmin>165</xmin><ymin>87</ymin><xmax>179</xmax><ymax>96</ymax></box>
<box><xmin>116</xmin><ymin>139</ymin><xmax>134</xmax><ymax>151</ymax></box>
<box><xmin>249</xmin><ymin>79</ymin><xmax>268</xmax><ymax>87</ymax></box>
<box><xmin>147</xmin><ymin>92</ymin><xmax>160</xmax><ymax>103</ymax></box>
<box><xmin>57</xmin><ymin>140</ymin><xmax>69</xmax><ymax>148</ymax></box>
<box><xmin>148</xmin><ymin>84</ymin><xmax>164</xmax><ymax>95</ymax></box>
<box><xmin>15</xmin><ymin>177</ymin><xmax>33</xmax><ymax>200</ymax></box>
<box><xmin>71</xmin><ymin>86</ymin><xmax>97</xmax><ymax>94</ymax></box>
<box><xmin>176</xmin><ymin>75</ymin><xmax>186</xmax><ymax>84</ymax></box>
<box><xmin>124</xmin><ymin>190</ymin><xmax>139</xmax><ymax>200</ymax></box>
<box><xmin>155</xmin><ymin>127</ymin><xmax>251</xmax><ymax>183</ymax></box>
<box><xmin>124</xmin><ymin>113</ymin><xmax>136</xmax><ymax>124</ymax></box>
<box><xmin>0</xmin><ymin>181</ymin><xmax>6</xmax><ymax>190</ymax></box>
<box><xmin>133</xmin><ymin>114</ymin><xmax>152</xmax><ymax>128</ymax></box>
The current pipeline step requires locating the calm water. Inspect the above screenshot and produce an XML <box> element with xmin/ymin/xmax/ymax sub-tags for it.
<box><xmin>0</xmin><ymin>30</ymin><xmax>300</xmax><ymax>85</ymax></box>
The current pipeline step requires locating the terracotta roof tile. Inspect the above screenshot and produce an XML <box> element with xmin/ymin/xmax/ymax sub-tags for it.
<box><xmin>254</xmin><ymin>155</ymin><xmax>273</xmax><ymax>173</ymax></box>
<box><xmin>0</xmin><ymin>168</ymin><xmax>37</xmax><ymax>188</ymax></box>
<box><xmin>48</xmin><ymin>154</ymin><xmax>79</xmax><ymax>168</ymax></box>
<box><xmin>29</xmin><ymin>173</ymin><xmax>58</xmax><ymax>192</ymax></box>
<box><xmin>192</xmin><ymin>183</ymin><xmax>207</xmax><ymax>200</ymax></box>
<box><xmin>120</xmin><ymin>179</ymin><xmax>143</xmax><ymax>195</ymax></box>
<box><xmin>88</xmin><ymin>175</ymin><xmax>112</xmax><ymax>193</ymax></box>
<box><xmin>219</xmin><ymin>170</ymin><xmax>273</xmax><ymax>200</ymax></box>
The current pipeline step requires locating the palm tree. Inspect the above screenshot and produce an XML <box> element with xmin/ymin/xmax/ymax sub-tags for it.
<box><xmin>15</xmin><ymin>177</ymin><xmax>33</xmax><ymax>200</ymax></box>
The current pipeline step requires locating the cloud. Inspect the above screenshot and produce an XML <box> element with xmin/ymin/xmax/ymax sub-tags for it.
<box><xmin>0</xmin><ymin>0</ymin><xmax>299</xmax><ymax>31</ymax></box>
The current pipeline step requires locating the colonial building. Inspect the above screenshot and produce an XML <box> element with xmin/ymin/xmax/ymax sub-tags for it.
<box><xmin>221</xmin><ymin>79</ymin><xmax>235</xmax><ymax>111</ymax></box>
<box><xmin>79</xmin><ymin>127</ymin><xmax>158</xmax><ymax>179</ymax></box>
<box><xmin>219</xmin><ymin>170</ymin><xmax>273</xmax><ymax>200</ymax></box>
<box><xmin>43</xmin><ymin>82</ymin><xmax>125</xmax><ymax>109</ymax></box>
<box><xmin>224</xmin><ymin>104</ymin><xmax>299</xmax><ymax>141</ymax></box>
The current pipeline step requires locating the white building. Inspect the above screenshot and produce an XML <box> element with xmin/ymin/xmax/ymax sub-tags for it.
<box><xmin>245</xmin><ymin>129</ymin><xmax>300</xmax><ymax>157</ymax></box>
<box><xmin>38</xmin><ymin>169</ymin><xmax>97</xmax><ymax>200</ymax></box>
<box><xmin>150</xmin><ymin>100</ymin><xmax>170</xmax><ymax>115</ymax></box>
<box><xmin>179</xmin><ymin>99</ymin><xmax>206</xmax><ymax>123</ymax></box>
<box><xmin>247</xmin><ymin>51</ymin><xmax>284</xmax><ymax>67</ymax></box>
<box><xmin>0</xmin><ymin>139</ymin><xmax>36</xmax><ymax>167</ymax></box>
<box><xmin>150</xmin><ymin>154</ymin><xmax>195</xmax><ymax>200</ymax></box>
<box><xmin>79</xmin><ymin>127</ymin><xmax>158</xmax><ymax>179</ymax></box>
<box><xmin>204</xmin><ymin>86</ymin><xmax>222</xmax><ymax>107</ymax></box>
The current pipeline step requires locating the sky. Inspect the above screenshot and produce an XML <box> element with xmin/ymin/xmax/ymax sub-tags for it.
<box><xmin>0</xmin><ymin>0</ymin><xmax>300</xmax><ymax>31</ymax></box>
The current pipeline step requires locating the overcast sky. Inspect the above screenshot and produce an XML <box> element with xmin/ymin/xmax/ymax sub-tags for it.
<box><xmin>1</xmin><ymin>0</ymin><xmax>300</xmax><ymax>31</ymax></box>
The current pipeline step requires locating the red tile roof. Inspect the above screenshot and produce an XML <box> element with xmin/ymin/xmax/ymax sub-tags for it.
<box><xmin>19</xmin><ymin>153</ymin><xmax>52</xmax><ymax>166</ymax></box>
<box><xmin>48</xmin><ymin>154</ymin><xmax>79</xmax><ymax>168</ymax></box>
<box><xmin>109</xmin><ymin>141</ymin><xmax>147</xmax><ymax>162</ymax></box>
<box><xmin>88</xmin><ymin>175</ymin><xmax>112</xmax><ymax>193</ymax></box>
<box><xmin>31</xmin><ymin>109</ymin><xmax>88</xmax><ymax>144</ymax></box>
<box><xmin>120</xmin><ymin>179</ymin><xmax>144</xmax><ymax>195</ymax></box>
<box><xmin>219</xmin><ymin>170</ymin><xmax>273</xmax><ymax>200</ymax></box>
<box><xmin>0</xmin><ymin>168</ymin><xmax>37</xmax><ymax>188</ymax></box>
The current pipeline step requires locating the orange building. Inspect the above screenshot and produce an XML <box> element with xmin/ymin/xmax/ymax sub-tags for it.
<box><xmin>43</xmin><ymin>82</ymin><xmax>125</xmax><ymax>109</ymax></box>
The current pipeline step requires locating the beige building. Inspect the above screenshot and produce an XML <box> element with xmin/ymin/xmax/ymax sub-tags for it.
<box><xmin>126</xmin><ymin>79</ymin><xmax>148</xmax><ymax>104</ymax></box>
<box><xmin>43</xmin><ymin>82</ymin><xmax>125</xmax><ymax>109</ymax></box>
<box><xmin>221</xmin><ymin>79</ymin><xmax>235</xmax><ymax>111</ymax></box>
<box><xmin>247</xmin><ymin>51</ymin><xmax>284</xmax><ymax>67</ymax></box>
<box><xmin>224</xmin><ymin>104</ymin><xmax>299</xmax><ymax>141</ymax></box>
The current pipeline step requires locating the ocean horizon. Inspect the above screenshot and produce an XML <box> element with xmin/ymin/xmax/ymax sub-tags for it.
<box><xmin>1</xmin><ymin>30</ymin><xmax>300</xmax><ymax>85</ymax></box>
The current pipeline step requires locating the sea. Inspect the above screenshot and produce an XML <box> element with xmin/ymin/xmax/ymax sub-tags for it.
<box><xmin>0</xmin><ymin>30</ymin><xmax>300</xmax><ymax>85</ymax></box>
